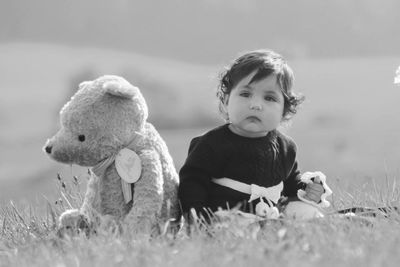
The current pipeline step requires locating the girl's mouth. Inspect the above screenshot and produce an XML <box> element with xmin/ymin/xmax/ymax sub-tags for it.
<box><xmin>247</xmin><ymin>116</ymin><xmax>261</xmax><ymax>122</ymax></box>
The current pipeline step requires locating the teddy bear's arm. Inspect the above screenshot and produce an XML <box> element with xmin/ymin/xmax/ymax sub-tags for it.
<box><xmin>124</xmin><ymin>149</ymin><xmax>163</xmax><ymax>235</ymax></box>
<box><xmin>58</xmin><ymin>173</ymin><xmax>101</xmax><ymax>234</ymax></box>
<box><xmin>80</xmin><ymin>173</ymin><xmax>101</xmax><ymax>223</ymax></box>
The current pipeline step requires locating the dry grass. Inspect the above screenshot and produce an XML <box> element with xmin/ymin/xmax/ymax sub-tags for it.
<box><xmin>1</xmin><ymin>173</ymin><xmax>400</xmax><ymax>267</ymax></box>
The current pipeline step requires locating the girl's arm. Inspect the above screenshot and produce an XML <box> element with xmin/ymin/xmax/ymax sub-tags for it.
<box><xmin>281</xmin><ymin>160</ymin><xmax>306</xmax><ymax>197</ymax></box>
<box><xmin>279</xmin><ymin>137</ymin><xmax>307</xmax><ymax>197</ymax></box>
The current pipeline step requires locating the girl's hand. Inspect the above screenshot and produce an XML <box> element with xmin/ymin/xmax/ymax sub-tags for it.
<box><xmin>303</xmin><ymin>176</ymin><xmax>325</xmax><ymax>203</ymax></box>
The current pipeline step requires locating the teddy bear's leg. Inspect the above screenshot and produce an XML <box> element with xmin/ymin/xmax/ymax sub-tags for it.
<box><xmin>283</xmin><ymin>201</ymin><xmax>325</xmax><ymax>220</ymax></box>
<box><xmin>123</xmin><ymin>149</ymin><xmax>163</xmax><ymax>236</ymax></box>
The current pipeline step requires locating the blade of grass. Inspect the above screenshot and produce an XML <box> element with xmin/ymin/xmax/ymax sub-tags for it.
<box><xmin>9</xmin><ymin>201</ymin><xmax>28</xmax><ymax>229</ymax></box>
<box><xmin>42</xmin><ymin>196</ymin><xmax>58</xmax><ymax>230</ymax></box>
<box><xmin>60</xmin><ymin>191</ymin><xmax>74</xmax><ymax>209</ymax></box>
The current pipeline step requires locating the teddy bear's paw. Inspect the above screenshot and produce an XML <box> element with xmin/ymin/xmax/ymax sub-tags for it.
<box><xmin>57</xmin><ymin>209</ymin><xmax>92</xmax><ymax>238</ymax></box>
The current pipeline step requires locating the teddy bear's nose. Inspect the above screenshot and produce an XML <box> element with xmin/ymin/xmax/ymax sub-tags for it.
<box><xmin>45</xmin><ymin>145</ymin><xmax>53</xmax><ymax>154</ymax></box>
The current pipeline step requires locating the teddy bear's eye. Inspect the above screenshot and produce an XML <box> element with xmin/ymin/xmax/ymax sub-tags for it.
<box><xmin>78</xmin><ymin>135</ymin><xmax>86</xmax><ymax>142</ymax></box>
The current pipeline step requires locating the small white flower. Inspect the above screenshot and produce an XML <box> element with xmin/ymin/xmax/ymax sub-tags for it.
<box><xmin>395</xmin><ymin>66</ymin><xmax>400</xmax><ymax>85</ymax></box>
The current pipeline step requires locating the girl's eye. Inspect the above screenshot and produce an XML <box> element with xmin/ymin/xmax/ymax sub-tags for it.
<box><xmin>239</xmin><ymin>92</ymin><xmax>250</xmax><ymax>97</ymax></box>
<box><xmin>264</xmin><ymin>96</ymin><xmax>276</xmax><ymax>102</ymax></box>
<box><xmin>78</xmin><ymin>135</ymin><xmax>86</xmax><ymax>142</ymax></box>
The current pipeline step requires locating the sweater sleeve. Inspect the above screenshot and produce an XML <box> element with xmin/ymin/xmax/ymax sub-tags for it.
<box><xmin>178</xmin><ymin>136</ymin><xmax>220</xmax><ymax>217</ymax></box>
<box><xmin>281</xmin><ymin>137</ymin><xmax>307</xmax><ymax>197</ymax></box>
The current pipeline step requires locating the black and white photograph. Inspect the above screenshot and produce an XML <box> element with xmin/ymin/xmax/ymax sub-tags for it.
<box><xmin>1</xmin><ymin>0</ymin><xmax>400</xmax><ymax>266</ymax></box>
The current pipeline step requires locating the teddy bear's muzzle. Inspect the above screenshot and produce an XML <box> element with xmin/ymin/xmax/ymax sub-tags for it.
<box><xmin>43</xmin><ymin>138</ymin><xmax>53</xmax><ymax>154</ymax></box>
<box><xmin>43</xmin><ymin>139</ymin><xmax>56</xmax><ymax>156</ymax></box>
<box><xmin>44</xmin><ymin>144</ymin><xmax>52</xmax><ymax>154</ymax></box>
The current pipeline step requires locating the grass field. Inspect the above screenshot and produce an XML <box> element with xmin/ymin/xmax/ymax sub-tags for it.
<box><xmin>0</xmin><ymin>177</ymin><xmax>400</xmax><ymax>267</ymax></box>
<box><xmin>1</xmin><ymin>42</ymin><xmax>400</xmax><ymax>266</ymax></box>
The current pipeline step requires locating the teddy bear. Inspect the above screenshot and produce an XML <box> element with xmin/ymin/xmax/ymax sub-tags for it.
<box><xmin>43</xmin><ymin>75</ymin><xmax>180</xmax><ymax>236</ymax></box>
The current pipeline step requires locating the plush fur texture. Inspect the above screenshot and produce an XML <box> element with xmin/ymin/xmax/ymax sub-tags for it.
<box><xmin>44</xmin><ymin>75</ymin><xmax>179</xmax><ymax>235</ymax></box>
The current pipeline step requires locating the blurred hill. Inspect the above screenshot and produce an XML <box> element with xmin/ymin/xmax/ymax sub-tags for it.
<box><xmin>1</xmin><ymin>0</ymin><xmax>400</xmax><ymax>64</ymax></box>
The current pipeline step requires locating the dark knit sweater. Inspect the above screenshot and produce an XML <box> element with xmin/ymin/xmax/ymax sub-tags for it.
<box><xmin>178</xmin><ymin>124</ymin><xmax>306</xmax><ymax>216</ymax></box>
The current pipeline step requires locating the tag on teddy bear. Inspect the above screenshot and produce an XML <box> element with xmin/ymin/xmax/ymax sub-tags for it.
<box><xmin>115</xmin><ymin>148</ymin><xmax>142</xmax><ymax>184</ymax></box>
<box><xmin>121</xmin><ymin>180</ymin><xmax>133</xmax><ymax>203</ymax></box>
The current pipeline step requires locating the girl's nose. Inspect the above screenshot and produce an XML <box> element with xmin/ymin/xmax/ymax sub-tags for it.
<box><xmin>250</xmin><ymin>100</ymin><xmax>262</xmax><ymax>110</ymax></box>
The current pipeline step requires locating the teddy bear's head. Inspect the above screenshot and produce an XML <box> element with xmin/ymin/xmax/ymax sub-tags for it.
<box><xmin>44</xmin><ymin>75</ymin><xmax>148</xmax><ymax>167</ymax></box>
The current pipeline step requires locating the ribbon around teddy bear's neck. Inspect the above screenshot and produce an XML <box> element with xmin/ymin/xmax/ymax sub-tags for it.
<box><xmin>91</xmin><ymin>154</ymin><xmax>117</xmax><ymax>178</ymax></box>
<box><xmin>91</xmin><ymin>148</ymin><xmax>142</xmax><ymax>203</ymax></box>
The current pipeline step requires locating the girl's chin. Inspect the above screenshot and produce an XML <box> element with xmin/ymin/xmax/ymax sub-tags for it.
<box><xmin>242</xmin><ymin>123</ymin><xmax>269</xmax><ymax>134</ymax></box>
<box><xmin>229</xmin><ymin>124</ymin><xmax>269</xmax><ymax>138</ymax></box>
<box><xmin>243</xmin><ymin>130</ymin><xmax>269</xmax><ymax>137</ymax></box>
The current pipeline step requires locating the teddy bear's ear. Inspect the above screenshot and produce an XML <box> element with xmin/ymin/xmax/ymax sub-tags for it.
<box><xmin>103</xmin><ymin>81</ymin><xmax>137</xmax><ymax>99</ymax></box>
<box><xmin>78</xmin><ymin>81</ymin><xmax>91</xmax><ymax>90</ymax></box>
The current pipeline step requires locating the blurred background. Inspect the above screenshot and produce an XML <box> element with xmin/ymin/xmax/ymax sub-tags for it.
<box><xmin>1</xmin><ymin>0</ymin><xmax>400</xmax><ymax>204</ymax></box>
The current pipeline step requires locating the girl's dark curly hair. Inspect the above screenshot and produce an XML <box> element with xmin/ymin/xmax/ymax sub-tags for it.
<box><xmin>217</xmin><ymin>49</ymin><xmax>305</xmax><ymax>121</ymax></box>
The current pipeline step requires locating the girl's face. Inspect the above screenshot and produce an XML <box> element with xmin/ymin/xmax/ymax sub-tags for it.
<box><xmin>223</xmin><ymin>72</ymin><xmax>284</xmax><ymax>138</ymax></box>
